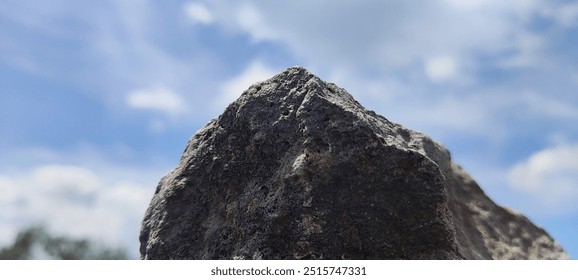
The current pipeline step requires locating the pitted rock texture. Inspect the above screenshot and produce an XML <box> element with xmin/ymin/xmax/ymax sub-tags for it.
<box><xmin>139</xmin><ymin>67</ymin><xmax>569</xmax><ymax>260</ymax></box>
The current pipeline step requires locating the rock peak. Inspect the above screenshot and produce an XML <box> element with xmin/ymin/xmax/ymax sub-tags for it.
<box><xmin>280</xmin><ymin>65</ymin><xmax>310</xmax><ymax>74</ymax></box>
<box><xmin>248</xmin><ymin>66</ymin><xmax>330</xmax><ymax>96</ymax></box>
<box><xmin>139</xmin><ymin>67</ymin><xmax>569</xmax><ymax>260</ymax></box>
<box><xmin>275</xmin><ymin>66</ymin><xmax>312</xmax><ymax>78</ymax></box>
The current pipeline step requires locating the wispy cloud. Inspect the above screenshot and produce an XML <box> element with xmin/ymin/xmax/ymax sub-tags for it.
<box><xmin>216</xmin><ymin>1</ymin><xmax>540</xmax><ymax>71</ymax></box>
<box><xmin>540</xmin><ymin>1</ymin><xmax>578</xmax><ymax>27</ymax></box>
<box><xmin>519</xmin><ymin>91</ymin><xmax>578</xmax><ymax>120</ymax></box>
<box><xmin>233</xmin><ymin>4</ymin><xmax>280</xmax><ymax>43</ymax></box>
<box><xmin>0</xmin><ymin>0</ymin><xmax>221</xmax><ymax>121</ymax></box>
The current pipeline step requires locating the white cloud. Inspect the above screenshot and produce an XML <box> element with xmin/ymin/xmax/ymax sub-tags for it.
<box><xmin>424</xmin><ymin>55</ymin><xmax>460</xmax><ymax>83</ymax></box>
<box><xmin>0</xmin><ymin>163</ymin><xmax>155</xmax><ymax>258</ymax></box>
<box><xmin>0</xmin><ymin>145</ymin><xmax>167</xmax><ymax>259</ymax></box>
<box><xmin>508</xmin><ymin>143</ymin><xmax>578</xmax><ymax>210</ymax></box>
<box><xmin>213</xmin><ymin>1</ymin><xmax>538</xmax><ymax>72</ymax></box>
<box><xmin>216</xmin><ymin>60</ymin><xmax>277</xmax><ymax>110</ymax></box>
<box><xmin>184</xmin><ymin>2</ymin><xmax>214</xmax><ymax>25</ymax></box>
<box><xmin>126</xmin><ymin>87</ymin><xmax>188</xmax><ymax>115</ymax></box>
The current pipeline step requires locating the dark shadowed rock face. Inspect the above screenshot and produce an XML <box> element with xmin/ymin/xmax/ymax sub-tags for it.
<box><xmin>139</xmin><ymin>67</ymin><xmax>569</xmax><ymax>260</ymax></box>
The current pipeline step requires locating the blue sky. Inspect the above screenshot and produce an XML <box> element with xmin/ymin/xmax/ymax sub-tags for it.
<box><xmin>1</xmin><ymin>0</ymin><xmax>577</xmax><ymax>259</ymax></box>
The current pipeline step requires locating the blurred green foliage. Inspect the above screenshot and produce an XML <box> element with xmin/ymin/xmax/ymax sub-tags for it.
<box><xmin>0</xmin><ymin>225</ymin><xmax>128</xmax><ymax>260</ymax></box>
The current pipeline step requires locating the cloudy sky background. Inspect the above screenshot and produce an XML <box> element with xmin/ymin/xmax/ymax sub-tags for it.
<box><xmin>1</xmin><ymin>0</ymin><xmax>577</xmax><ymax>259</ymax></box>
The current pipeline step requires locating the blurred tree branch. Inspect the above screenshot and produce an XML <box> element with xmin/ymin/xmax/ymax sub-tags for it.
<box><xmin>0</xmin><ymin>225</ymin><xmax>128</xmax><ymax>260</ymax></box>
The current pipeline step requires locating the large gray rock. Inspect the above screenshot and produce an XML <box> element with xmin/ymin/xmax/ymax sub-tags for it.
<box><xmin>139</xmin><ymin>67</ymin><xmax>569</xmax><ymax>259</ymax></box>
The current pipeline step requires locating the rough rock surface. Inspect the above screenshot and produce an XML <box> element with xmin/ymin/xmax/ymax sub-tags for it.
<box><xmin>139</xmin><ymin>67</ymin><xmax>569</xmax><ymax>260</ymax></box>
